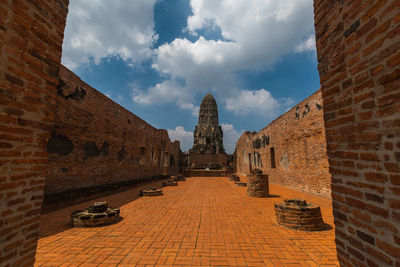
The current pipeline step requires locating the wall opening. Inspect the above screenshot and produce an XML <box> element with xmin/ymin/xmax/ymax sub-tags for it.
<box><xmin>140</xmin><ymin>147</ymin><xmax>145</xmax><ymax>156</ymax></box>
<box><xmin>270</xmin><ymin>147</ymin><xmax>276</xmax><ymax>168</ymax></box>
<box><xmin>248</xmin><ymin>153</ymin><xmax>252</xmax><ymax>172</ymax></box>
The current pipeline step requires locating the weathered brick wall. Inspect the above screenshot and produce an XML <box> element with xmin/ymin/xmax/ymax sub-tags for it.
<box><xmin>314</xmin><ymin>0</ymin><xmax>400</xmax><ymax>266</ymax></box>
<box><xmin>235</xmin><ymin>90</ymin><xmax>331</xmax><ymax>197</ymax></box>
<box><xmin>0</xmin><ymin>0</ymin><xmax>68</xmax><ymax>266</ymax></box>
<box><xmin>45</xmin><ymin>65</ymin><xmax>182</xmax><ymax>196</ymax></box>
<box><xmin>187</xmin><ymin>153</ymin><xmax>228</xmax><ymax>169</ymax></box>
<box><xmin>184</xmin><ymin>169</ymin><xmax>228</xmax><ymax>177</ymax></box>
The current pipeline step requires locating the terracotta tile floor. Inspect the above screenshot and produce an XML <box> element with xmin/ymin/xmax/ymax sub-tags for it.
<box><xmin>35</xmin><ymin>177</ymin><xmax>339</xmax><ymax>266</ymax></box>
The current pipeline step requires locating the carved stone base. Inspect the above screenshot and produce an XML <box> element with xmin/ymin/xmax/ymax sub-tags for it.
<box><xmin>71</xmin><ymin>201</ymin><xmax>120</xmax><ymax>227</ymax></box>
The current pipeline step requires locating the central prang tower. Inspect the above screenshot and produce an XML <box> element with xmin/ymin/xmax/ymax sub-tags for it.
<box><xmin>190</xmin><ymin>93</ymin><xmax>225</xmax><ymax>154</ymax></box>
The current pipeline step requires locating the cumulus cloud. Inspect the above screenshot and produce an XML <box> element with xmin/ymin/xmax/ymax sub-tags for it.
<box><xmin>132</xmin><ymin>80</ymin><xmax>198</xmax><ymax>113</ymax></box>
<box><xmin>167</xmin><ymin>126</ymin><xmax>193</xmax><ymax>152</ymax></box>
<box><xmin>64</xmin><ymin>0</ymin><xmax>315</xmax><ymax>122</ymax></box>
<box><xmin>135</xmin><ymin>0</ymin><xmax>314</xmax><ymax>113</ymax></box>
<box><xmin>225</xmin><ymin>89</ymin><xmax>279</xmax><ymax>116</ymax></box>
<box><xmin>62</xmin><ymin>0</ymin><xmax>157</xmax><ymax>69</ymax></box>
<box><xmin>221</xmin><ymin>123</ymin><xmax>243</xmax><ymax>154</ymax></box>
<box><xmin>295</xmin><ymin>34</ymin><xmax>316</xmax><ymax>53</ymax></box>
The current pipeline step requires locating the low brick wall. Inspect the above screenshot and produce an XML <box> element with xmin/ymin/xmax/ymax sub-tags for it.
<box><xmin>185</xmin><ymin>169</ymin><xmax>228</xmax><ymax>177</ymax></box>
<box><xmin>247</xmin><ymin>174</ymin><xmax>269</xmax><ymax>197</ymax></box>
<box><xmin>274</xmin><ymin>200</ymin><xmax>324</xmax><ymax>231</ymax></box>
<box><xmin>187</xmin><ymin>153</ymin><xmax>228</xmax><ymax>168</ymax></box>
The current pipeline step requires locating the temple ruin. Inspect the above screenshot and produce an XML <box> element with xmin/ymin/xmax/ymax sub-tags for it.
<box><xmin>191</xmin><ymin>93</ymin><xmax>225</xmax><ymax>155</ymax></box>
<box><xmin>186</xmin><ymin>93</ymin><xmax>232</xmax><ymax>176</ymax></box>
<box><xmin>1</xmin><ymin>1</ymin><xmax>399</xmax><ymax>266</ymax></box>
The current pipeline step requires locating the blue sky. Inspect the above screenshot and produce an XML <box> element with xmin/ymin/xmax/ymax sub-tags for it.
<box><xmin>62</xmin><ymin>0</ymin><xmax>320</xmax><ymax>153</ymax></box>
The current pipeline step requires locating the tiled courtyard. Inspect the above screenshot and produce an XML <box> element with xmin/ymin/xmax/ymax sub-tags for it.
<box><xmin>35</xmin><ymin>177</ymin><xmax>338</xmax><ymax>266</ymax></box>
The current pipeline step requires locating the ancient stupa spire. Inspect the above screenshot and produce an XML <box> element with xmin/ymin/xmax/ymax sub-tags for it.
<box><xmin>191</xmin><ymin>93</ymin><xmax>225</xmax><ymax>154</ymax></box>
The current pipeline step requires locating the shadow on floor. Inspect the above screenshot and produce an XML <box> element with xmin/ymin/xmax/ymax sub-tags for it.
<box><xmin>41</xmin><ymin>176</ymin><xmax>172</xmax><ymax>214</ymax></box>
<box><xmin>39</xmin><ymin>178</ymin><xmax>171</xmax><ymax>238</ymax></box>
<box><xmin>322</xmin><ymin>223</ymin><xmax>333</xmax><ymax>231</ymax></box>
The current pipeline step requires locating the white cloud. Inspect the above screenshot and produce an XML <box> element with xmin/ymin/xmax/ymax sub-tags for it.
<box><xmin>136</xmin><ymin>0</ymin><xmax>314</xmax><ymax>113</ymax></box>
<box><xmin>132</xmin><ymin>80</ymin><xmax>198</xmax><ymax>114</ymax></box>
<box><xmin>62</xmin><ymin>0</ymin><xmax>157</xmax><ymax>70</ymax></box>
<box><xmin>167</xmin><ymin>126</ymin><xmax>193</xmax><ymax>152</ymax></box>
<box><xmin>221</xmin><ymin>123</ymin><xmax>243</xmax><ymax>154</ymax></box>
<box><xmin>192</xmin><ymin>106</ymin><xmax>200</xmax><ymax>117</ymax></box>
<box><xmin>225</xmin><ymin>89</ymin><xmax>291</xmax><ymax>117</ymax></box>
<box><xmin>295</xmin><ymin>34</ymin><xmax>316</xmax><ymax>53</ymax></box>
<box><xmin>116</xmin><ymin>94</ymin><xmax>125</xmax><ymax>104</ymax></box>
<box><xmin>104</xmin><ymin>91</ymin><xmax>112</xmax><ymax>99</ymax></box>
<box><xmin>63</xmin><ymin>0</ymin><xmax>315</xmax><ymax>124</ymax></box>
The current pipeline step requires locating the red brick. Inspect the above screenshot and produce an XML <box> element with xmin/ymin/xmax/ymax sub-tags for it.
<box><xmin>358</xmin><ymin>132</ymin><xmax>382</xmax><ymax>142</ymax></box>
<box><xmin>388</xmin><ymin>51</ymin><xmax>400</xmax><ymax>68</ymax></box>
<box><xmin>365</xmin><ymin>172</ymin><xmax>388</xmax><ymax>183</ymax></box>
<box><xmin>356</xmin><ymin>18</ymin><xmax>377</xmax><ymax>39</ymax></box>
<box><xmin>360</xmin><ymin>152</ymin><xmax>380</xmax><ymax>162</ymax></box>
<box><xmin>376</xmin><ymin>239</ymin><xmax>400</xmax><ymax>258</ymax></box>
<box><xmin>332</xmin><ymin>185</ymin><xmax>363</xmax><ymax>198</ymax></box>
<box><xmin>7</xmin><ymin>198</ymin><xmax>26</xmax><ymax>206</ymax></box>
<box><xmin>347</xmin><ymin>245</ymin><xmax>365</xmax><ymax>261</ymax></box>
<box><xmin>366</xmin><ymin>20</ymin><xmax>391</xmax><ymax>43</ymax></box>
<box><xmin>385</xmin><ymin>163</ymin><xmax>399</xmax><ymax>173</ymax></box>
<box><xmin>390</xmin><ymin>174</ymin><xmax>400</xmax><ymax>185</ymax></box>
<box><xmin>390</xmin><ymin>187</ymin><xmax>400</xmax><ymax>197</ymax></box>
<box><xmin>378</xmin><ymin>92</ymin><xmax>400</xmax><ymax>108</ymax></box>
<box><xmin>365</xmin><ymin>245</ymin><xmax>393</xmax><ymax>265</ymax></box>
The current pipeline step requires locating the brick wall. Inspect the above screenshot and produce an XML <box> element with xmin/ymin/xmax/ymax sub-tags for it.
<box><xmin>235</xmin><ymin>90</ymin><xmax>332</xmax><ymax>198</ymax></box>
<box><xmin>187</xmin><ymin>153</ymin><xmax>228</xmax><ymax>169</ymax></box>
<box><xmin>45</xmin><ymin>65</ymin><xmax>182</xmax><ymax>196</ymax></box>
<box><xmin>0</xmin><ymin>0</ymin><xmax>68</xmax><ymax>266</ymax></box>
<box><xmin>184</xmin><ymin>169</ymin><xmax>228</xmax><ymax>177</ymax></box>
<box><xmin>314</xmin><ymin>0</ymin><xmax>400</xmax><ymax>266</ymax></box>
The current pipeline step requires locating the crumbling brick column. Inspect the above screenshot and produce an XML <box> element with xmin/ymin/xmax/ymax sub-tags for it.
<box><xmin>247</xmin><ymin>173</ymin><xmax>269</xmax><ymax>197</ymax></box>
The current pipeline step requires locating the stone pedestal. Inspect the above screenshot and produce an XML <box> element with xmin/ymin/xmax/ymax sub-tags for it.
<box><xmin>172</xmin><ymin>175</ymin><xmax>186</xmax><ymax>181</ymax></box>
<box><xmin>235</xmin><ymin>181</ymin><xmax>247</xmax><ymax>187</ymax></box>
<box><xmin>141</xmin><ymin>187</ymin><xmax>163</xmax><ymax>196</ymax></box>
<box><xmin>274</xmin><ymin>199</ymin><xmax>324</xmax><ymax>231</ymax></box>
<box><xmin>71</xmin><ymin>201</ymin><xmax>120</xmax><ymax>227</ymax></box>
<box><xmin>230</xmin><ymin>174</ymin><xmax>240</xmax><ymax>181</ymax></box>
<box><xmin>247</xmin><ymin>174</ymin><xmax>269</xmax><ymax>197</ymax></box>
<box><xmin>162</xmin><ymin>180</ymin><xmax>178</xmax><ymax>186</ymax></box>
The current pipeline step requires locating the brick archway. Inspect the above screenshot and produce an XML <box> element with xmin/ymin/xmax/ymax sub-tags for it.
<box><xmin>0</xmin><ymin>1</ymin><xmax>399</xmax><ymax>266</ymax></box>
